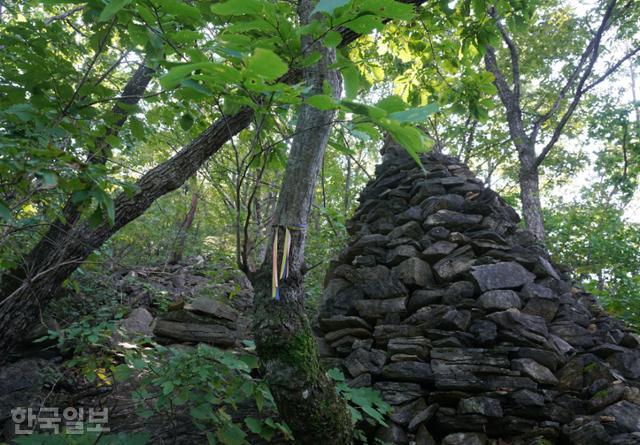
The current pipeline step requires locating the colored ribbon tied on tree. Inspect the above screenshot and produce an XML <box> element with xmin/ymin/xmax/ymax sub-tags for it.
<box><xmin>271</xmin><ymin>224</ymin><xmax>302</xmax><ymax>301</ymax></box>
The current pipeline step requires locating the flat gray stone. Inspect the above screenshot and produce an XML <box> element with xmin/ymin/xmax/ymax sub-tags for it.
<box><xmin>470</xmin><ymin>261</ymin><xmax>536</xmax><ymax>291</ymax></box>
<box><xmin>478</xmin><ymin>289</ymin><xmax>522</xmax><ymax>311</ymax></box>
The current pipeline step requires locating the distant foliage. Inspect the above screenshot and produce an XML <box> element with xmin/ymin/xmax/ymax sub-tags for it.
<box><xmin>546</xmin><ymin>203</ymin><xmax>640</xmax><ymax>328</ymax></box>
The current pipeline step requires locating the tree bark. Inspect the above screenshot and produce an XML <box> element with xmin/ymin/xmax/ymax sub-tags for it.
<box><xmin>0</xmin><ymin>107</ymin><xmax>253</xmax><ymax>362</ymax></box>
<box><xmin>250</xmin><ymin>1</ymin><xmax>351</xmax><ymax>442</ymax></box>
<box><xmin>0</xmin><ymin>1</ymin><xmax>425</xmax><ymax>361</ymax></box>
<box><xmin>518</xmin><ymin>148</ymin><xmax>546</xmax><ymax>242</ymax></box>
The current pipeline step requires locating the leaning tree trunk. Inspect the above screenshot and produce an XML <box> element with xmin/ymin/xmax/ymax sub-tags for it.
<box><xmin>0</xmin><ymin>108</ymin><xmax>253</xmax><ymax>362</ymax></box>
<box><xmin>0</xmin><ymin>2</ymin><xmax>425</xmax><ymax>362</ymax></box>
<box><xmin>518</xmin><ymin>148</ymin><xmax>546</xmax><ymax>242</ymax></box>
<box><xmin>250</xmin><ymin>1</ymin><xmax>351</xmax><ymax>443</ymax></box>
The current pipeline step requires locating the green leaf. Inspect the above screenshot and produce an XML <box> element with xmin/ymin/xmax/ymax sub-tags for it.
<box><xmin>170</xmin><ymin>30</ymin><xmax>203</xmax><ymax>43</ymax></box>
<box><xmin>344</xmin><ymin>14</ymin><xmax>384</xmax><ymax>34</ymax></box>
<box><xmin>361</xmin><ymin>0</ymin><xmax>415</xmax><ymax>20</ymax></box>
<box><xmin>329</xmin><ymin>140</ymin><xmax>355</xmax><ymax>155</ymax></box>
<box><xmin>376</xmin><ymin>95</ymin><xmax>406</xmax><ymax>114</ymax></box>
<box><xmin>312</xmin><ymin>0</ymin><xmax>352</xmax><ymax>15</ymax></box>
<box><xmin>180</xmin><ymin>113</ymin><xmax>194</xmax><ymax>130</ymax></box>
<box><xmin>211</xmin><ymin>0</ymin><xmax>262</xmax><ymax>16</ymax></box>
<box><xmin>39</xmin><ymin>171</ymin><xmax>58</xmax><ymax>188</ymax></box>
<box><xmin>306</xmin><ymin>94</ymin><xmax>339</xmax><ymax>110</ymax></box>
<box><xmin>389</xmin><ymin>103</ymin><xmax>439</xmax><ymax>122</ymax></box>
<box><xmin>217</xmin><ymin>423</ymin><xmax>247</xmax><ymax>445</ymax></box>
<box><xmin>352</xmin><ymin>122</ymin><xmax>380</xmax><ymax>140</ymax></box>
<box><xmin>103</xmin><ymin>197</ymin><xmax>116</xmax><ymax>225</ymax></box>
<box><xmin>161</xmin><ymin>0</ymin><xmax>202</xmax><ymax>20</ymax></box>
<box><xmin>244</xmin><ymin>417</ymin><xmax>262</xmax><ymax>434</ymax></box>
<box><xmin>324</xmin><ymin>30</ymin><xmax>342</xmax><ymax>48</ymax></box>
<box><xmin>112</xmin><ymin>364</ymin><xmax>133</xmax><ymax>381</ymax></box>
<box><xmin>0</xmin><ymin>200</ymin><xmax>11</xmax><ymax>221</ymax></box>
<box><xmin>342</xmin><ymin>65</ymin><xmax>360</xmax><ymax>99</ymax></box>
<box><xmin>129</xmin><ymin>117</ymin><xmax>145</xmax><ymax>139</ymax></box>
<box><xmin>99</xmin><ymin>0</ymin><xmax>132</xmax><ymax>21</ymax></box>
<box><xmin>244</xmin><ymin>48</ymin><xmax>288</xmax><ymax>81</ymax></box>
<box><xmin>472</xmin><ymin>0</ymin><xmax>487</xmax><ymax>17</ymax></box>
<box><xmin>190</xmin><ymin>403</ymin><xmax>211</xmax><ymax>420</ymax></box>
<box><xmin>381</xmin><ymin>121</ymin><xmax>430</xmax><ymax>169</ymax></box>
<box><xmin>161</xmin><ymin>62</ymin><xmax>240</xmax><ymax>90</ymax></box>
<box><xmin>301</xmin><ymin>50</ymin><xmax>323</xmax><ymax>67</ymax></box>
<box><xmin>72</xmin><ymin>190</ymin><xmax>90</xmax><ymax>205</ymax></box>
<box><xmin>5</xmin><ymin>103</ymin><xmax>36</xmax><ymax>121</ymax></box>
<box><xmin>327</xmin><ymin>367</ymin><xmax>346</xmax><ymax>381</ymax></box>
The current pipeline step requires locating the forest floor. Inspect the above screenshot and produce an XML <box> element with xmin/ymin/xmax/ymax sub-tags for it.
<box><xmin>0</xmin><ymin>257</ymin><xmax>292</xmax><ymax>445</ymax></box>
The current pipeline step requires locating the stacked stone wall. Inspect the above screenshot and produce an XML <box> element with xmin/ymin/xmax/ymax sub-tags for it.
<box><xmin>317</xmin><ymin>143</ymin><xmax>640</xmax><ymax>445</ymax></box>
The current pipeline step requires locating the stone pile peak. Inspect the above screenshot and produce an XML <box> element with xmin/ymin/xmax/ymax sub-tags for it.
<box><xmin>317</xmin><ymin>142</ymin><xmax>640</xmax><ymax>445</ymax></box>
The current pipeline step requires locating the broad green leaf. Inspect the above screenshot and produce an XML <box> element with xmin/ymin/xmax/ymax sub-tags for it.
<box><xmin>472</xmin><ymin>0</ymin><xmax>487</xmax><ymax>17</ymax></box>
<box><xmin>376</xmin><ymin>95</ymin><xmax>406</xmax><ymax>113</ymax></box>
<box><xmin>39</xmin><ymin>171</ymin><xmax>58</xmax><ymax>188</ymax></box>
<box><xmin>381</xmin><ymin>121</ymin><xmax>430</xmax><ymax>170</ymax></box>
<box><xmin>244</xmin><ymin>48</ymin><xmax>288</xmax><ymax>81</ymax></box>
<box><xmin>161</xmin><ymin>62</ymin><xmax>240</xmax><ymax>90</ymax></box>
<box><xmin>5</xmin><ymin>103</ymin><xmax>36</xmax><ymax>121</ymax></box>
<box><xmin>161</xmin><ymin>0</ymin><xmax>202</xmax><ymax>20</ymax></box>
<box><xmin>361</xmin><ymin>0</ymin><xmax>415</xmax><ymax>20</ymax></box>
<box><xmin>327</xmin><ymin>367</ymin><xmax>346</xmax><ymax>381</ymax></box>
<box><xmin>341</xmin><ymin>100</ymin><xmax>386</xmax><ymax>119</ymax></box>
<box><xmin>180</xmin><ymin>113</ymin><xmax>194</xmax><ymax>130</ymax></box>
<box><xmin>169</xmin><ymin>30</ymin><xmax>203</xmax><ymax>43</ymax></box>
<box><xmin>180</xmin><ymin>79</ymin><xmax>213</xmax><ymax>99</ymax></box>
<box><xmin>344</xmin><ymin>14</ymin><xmax>384</xmax><ymax>34</ymax></box>
<box><xmin>302</xmin><ymin>50</ymin><xmax>323</xmax><ymax>67</ymax></box>
<box><xmin>0</xmin><ymin>201</ymin><xmax>11</xmax><ymax>221</ymax></box>
<box><xmin>99</xmin><ymin>0</ymin><xmax>132</xmax><ymax>21</ymax></box>
<box><xmin>244</xmin><ymin>417</ymin><xmax>262</xmax><ymax>434</ymax></box>
<box><xmin>103</xmin><ymin>197</ymin><xmax>116</xmax><ymax>225</ymax></box>
<box><xmin>190</xmin><ymin>403</ymin><xmax>211</xmax><ymax>420</ymax></box>
<box><xmin>71</xmin><ymin>190</ymin><xmax>90</xmax><ymax>205</ymax></box>
<box><xmin>211</xmin><ymin>0</ymin><xmax>262</xmax><ymax>16</ymax></box>
<box><xmin>312</xmin><ymin>0</ymin><xmax>352</xmax><ymax>15</ymax></box>
<box><xmin>341</xmin><ymin>65</ymin><xmax>360</xmax><ymax>99</ymax></box>
<box><xmin>389</xmin><ymin>103</ymin><xmax>439</xmax><ymax>122</ymax></box>
<box><xmin>216</xmin><ymin>423</ymin><xmax>246</xmax><ymax>445</ymax></box>
<box><xmin>324</xmin><ymin>30</ymin><xmax>342</xmax><ymax>48</ymax></box>
<box><xmin>329</xmin><ymin>140</ymin><xmax>355</xmax><ymax>155</ymax></box>
<box><xmin>352</xmin><ymin>122</ymin><xmax>380</xmax><ymax>140</ymax></box>
<box><xmin>306</xmin><ymin>94</ymin><xmax>338</xmax><ymax>110</ymax></box>
<box><xmin>129</xmin><ymin>117</ymin><xmax>145</xmax><ymax>139</ymax></box>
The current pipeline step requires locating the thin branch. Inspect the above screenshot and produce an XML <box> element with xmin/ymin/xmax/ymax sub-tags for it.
<box><xmin>535</xmin><ymin>0</ymin><xmax>618</xmax><ymax>167</ymax></box>
<box><xmin>494</xmin><ymin>18</ymin><xmax>521</xmax><ymax>103</ymax></box>
<box><xmin>581</xmin><ymin>47</ymin><xmax>640</xmax><ymax>93</ymax></box>
<box><xmin>44</xmin><ymin>6</ymin><xmax>83</xmax><ymax>25</ymax></box>
<box><xmin>532</xmin><ymin>0</ymin><xmax>617</xmax><ymax>142</ymax></box>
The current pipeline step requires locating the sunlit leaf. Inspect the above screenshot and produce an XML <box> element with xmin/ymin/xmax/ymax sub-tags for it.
<box><xmin>244</xmin><ymin>48</ymin><xmax>288</xmax><ymax>81</ymax></box>
<box><xmin>389</xmin><ymin>103</ymin><xmax>439</xmax><ymax>122</ymax></box>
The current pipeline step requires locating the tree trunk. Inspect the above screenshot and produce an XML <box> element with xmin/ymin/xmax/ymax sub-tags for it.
<box><xmin>168</xmin><ymin>191</ymin><xmax>199</xmax><ymax>265</ymax></box>
<box><xmin>518</xmin><ymin>148</ymin><xmax>546</xmax><ymax>242</ymax></box>
<box><xmin>250</xmin><ymin>1</ymin><xmax>351</xmax><ymax>443</ymax></box>
<box><xmin>0</xmin><ymin>2</ymin><xmax>425</xmax><ymax>360</ymax></box>
<box><xmin>0</xmin><ymin>107</ymin><xmax>253</xmax><ymax>362</ymax></box>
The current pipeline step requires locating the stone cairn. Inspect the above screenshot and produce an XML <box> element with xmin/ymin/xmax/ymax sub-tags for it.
<box><xmin>317</xmin><ymin>141</ymin><xmax>640</xmax><ymax>445</ymax></box>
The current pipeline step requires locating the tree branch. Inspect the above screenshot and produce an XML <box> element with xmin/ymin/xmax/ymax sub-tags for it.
<box><xmin>494</xmin><ymin>18</ymin><xmax>521</xmax><ymax>103</ymax></box>
<box><xmin>535</xmin><ymin>0</ymin><xmax>618</xmax><ymax>167</ymax></box>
